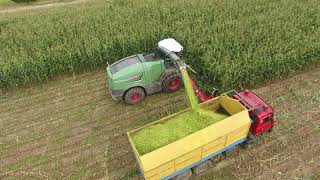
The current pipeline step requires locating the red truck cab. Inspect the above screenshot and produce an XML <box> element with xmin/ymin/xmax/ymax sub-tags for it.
<box><xmin>189</xmin><ymin>77</ymin><xmax>275</xmax><ymax>136</ymax></box>
<box><xmin>231</xmin><ymin>90</ymin><xmax>275</xmax><ymax>136</ymax></box>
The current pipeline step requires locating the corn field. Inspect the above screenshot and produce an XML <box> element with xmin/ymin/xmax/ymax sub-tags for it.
<box><xmin>0</xmin><ymin>0</ymin><xmax>319</xmax><ymax>90</ymax></box>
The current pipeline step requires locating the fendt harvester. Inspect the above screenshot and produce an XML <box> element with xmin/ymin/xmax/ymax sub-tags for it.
<box><xmin>106</xmin><ymin>39</ymin><xmax>275</xmax><ymax>179</ymax></box>
<box><xmin>107</xmin><ymin>38</ymin><xmax>189</xmax><ymax>104</ymax></box>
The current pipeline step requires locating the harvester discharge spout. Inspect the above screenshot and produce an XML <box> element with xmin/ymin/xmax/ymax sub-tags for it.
<box><xmin>179</xmin><ymin>65</ymin><xmax>199</xmax><ymax>109</ymax></box>
<box><xmin>157</xmin><ymin>45</ymin><xmax>200</xmax><ymax>109</ymax></box>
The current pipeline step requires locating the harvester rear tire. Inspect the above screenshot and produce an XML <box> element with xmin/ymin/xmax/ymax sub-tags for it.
<box><xmin>162</xmin><ymin>73</ymin><xmax>182</xmax><ymax>93</ymax></box>
<box><xmin>172</xmin><ymin>169</ymin><xmax>192</xmax><ymax>180</ymax></box>
<box><xmin>124</xmin><ymin>87</ymin><xmax>145</xmax><ymax>105</ymax></box>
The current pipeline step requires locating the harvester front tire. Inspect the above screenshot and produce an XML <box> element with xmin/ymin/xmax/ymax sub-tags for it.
<box><xmin>124</xmin><ymin>87</ymin><xmax>145</xmax><ymax>105</ymax></box>
<box><xmin>162</xmin><ymin>73</ymin><xmax>182</xmax><ymax>93</ymax></box>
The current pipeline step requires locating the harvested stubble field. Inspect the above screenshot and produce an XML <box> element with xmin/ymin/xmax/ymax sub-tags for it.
<box><xmin>0</xmin><ymin>68</ymin><xmax>319</xmax><ymax>179</ymax></box>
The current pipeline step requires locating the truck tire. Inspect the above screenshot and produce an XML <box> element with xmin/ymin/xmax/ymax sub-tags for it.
<box><xmin>124</xmin><ymin>87</ymin><xmax>145</xmax><ymax>104</ymax></box>
<box><xmin>192</xmin><ymin>160</ymin><xmax>212</xmax><ymax>175</ymax></box>
<box><xmin>240</xmin><ymin>140</ymin><xmax>249</xmax><ymax>149</ymax></box>
<box><xmin>172</xmin><ymin>169</ymin><xmax>192</xmax><ymax>180</ymax></box>
<box><xmin>268</xmin><ymin>126</ymin><xmax>273</xmax><ymax>133</ymax></box>
<box><xmin>240</xmin><ymin>137</ymin><xmax>255</xmax><ymax>149</ymax></box>
<box><xmin>162</xmin><ymin>73</ymin><xmax>182</xmax><ymax>93</ymax></box>
<box><xmin>222</xmin><ymin>147</ymin><xmax>238</xmax><ymax>158</ymax></box>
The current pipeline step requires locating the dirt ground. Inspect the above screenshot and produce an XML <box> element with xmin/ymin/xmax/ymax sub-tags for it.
<box><xmin>0</xmin><ymin>68</ymin><xmax>319</xmax><ymax>179</ymax></box>
<box><xmin>0</xmin><ymin>0</ymin><xmax>86</xmax><ymax>13</ymax></box>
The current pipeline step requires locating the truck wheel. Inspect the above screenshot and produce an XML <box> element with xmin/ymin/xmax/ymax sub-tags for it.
<box><xmin>172</xmin><ymin>169</ymin><xmax>192</xmax><ymax>180</ymax></box>
<box><xmin>124</xmin><ymin>87</ymin><xmax>145</xmax><ymax>104</ymax></box>
<box><xmin>162</xmin><ymin>73</ymin><xmax>182</xmax><ymax>93</ymax></box>
<box><xmin>192</xmin><ymin>160</ymin><xmax>212</xmax><ymax>175</ymax></box>
<box><xmin>222</xmin><ymin>147</ymin><xmax>238</xmax><ymax>158</ymax></box>
<box><xmin>240</xmin><ymin>137</ymin><xmax>255</xmax><ymax>149</ymax></box>
<box><xmin>240</xmin><ymin>140</ymin><xmax>249</xmax><ymax>149</ymax></box>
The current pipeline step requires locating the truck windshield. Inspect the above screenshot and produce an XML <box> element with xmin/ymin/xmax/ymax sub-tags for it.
<box><xmin>111</xmin><ymin>56</ymin><xmax>140</xmax><ymax>73</ymax></box>
<box><xmin>263</xmin><ymin>115</ymin><xmax>273</xmax><ymax>124</ymax></box>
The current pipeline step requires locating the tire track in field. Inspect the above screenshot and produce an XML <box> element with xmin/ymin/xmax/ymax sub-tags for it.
<box><xmin>0</xmin><ymin>73</ymin><xmax>106</xmax><ymax>115</ymax></box>
<box><xmin>4</xmin><ymin>89</ymin><xmax>184</xmax><ymax>134</ymax></box>
<box><xmin>0</xmin><ymin>96</ymin><xmax>186</xmax><ymax>165</ymax></box>
<box><xmin>0</xmin><ymin>86</ymin><xmax>106</xmax><ymax>130</ymax></box>
<box><xmin>233</xmin><ymin>112</ymin><xmax>320</xmax><ymax>179</ymax></box>
<box><xmin>257</xmin><ymin>137</ymin><xmax>320</xmax><ymax>179</ymax></box>
<box><xmin>0</xmin><ymin>95</ymin><xmax>185</xmax><ymax>157</ymax></box>
<box><xmin>203</xmin><ymin>105</ymin><xmax>320</xmax><ymax>179</ymax></box>
<box><xmin>0</xmin><ymin>72</ymin><xmax>184</xmax><ymax>132</ymax></box>
<box><xmin>0</xmin><ymin>87</ymin><xmax>107</xmax><ymax>133</ymax></box>
<box><xmin>0</xmin><ymin>74</ymin><xmax>101</xmax><ymax>106</ymax></box>
<box><xmin>0</xmin><ymin>70</ymin><xmax>105</xmax><ymax>110</ymax></box>
<box><xmin>234</xmin><ymin>77</ymin><xmax>320</xmax><ymax>179</ymax></box>
<box><xmin>0</xmin><ymin>97</ymin><xmax>187</xmax><ymax>164</ymax></box>
<box><xmin>0</xmin><ymin>96</ymin><xmax>185</xmax><ymax>164</ymax></box>
<box><xmin>1</xmin><ymin>75</ymin><xmax>152</xmax><ymax>133</ymax></box>
<box><xmin>0</xmin><ymin>91</ymin><xmax>186</xmax><ymax>148</ymax></box>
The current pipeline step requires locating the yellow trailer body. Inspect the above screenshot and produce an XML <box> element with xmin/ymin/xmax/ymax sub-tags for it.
<box><xmin>127</xmin><ymin>95</ymin><xmax>251</xmax><ymax>180</ymax></box>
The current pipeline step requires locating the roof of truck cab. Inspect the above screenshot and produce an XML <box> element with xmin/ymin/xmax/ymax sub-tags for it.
<box><xmin>234</xmin><ymin>90</ymin><xmax>273</xmax><ymax>119</ymax></box>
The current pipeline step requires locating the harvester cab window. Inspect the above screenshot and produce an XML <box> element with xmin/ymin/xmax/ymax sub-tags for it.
<box><xmin>143</xmin><ymin>53</ymin><xmax>158</xmax><ymax>61</ymax></box>
<box><xmin>155</xmin><ymin>48</ymin><xmax>170</xmax><ymax>60</ymax></box>
<box><xmin>155</xmin><ymin>49</ymin><xmax>176</xmax><ymax>68</ymax></box>
<box><xmin>111</xmin><ymin>56</ymin><xmax>140</xmax><ymax>73</ymax></box>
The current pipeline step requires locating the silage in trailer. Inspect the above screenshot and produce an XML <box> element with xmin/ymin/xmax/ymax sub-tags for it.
<box><xmin>131</xmin><ymin>108</ymin><xmax>229</xmax><ymax>155</ymax></box>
